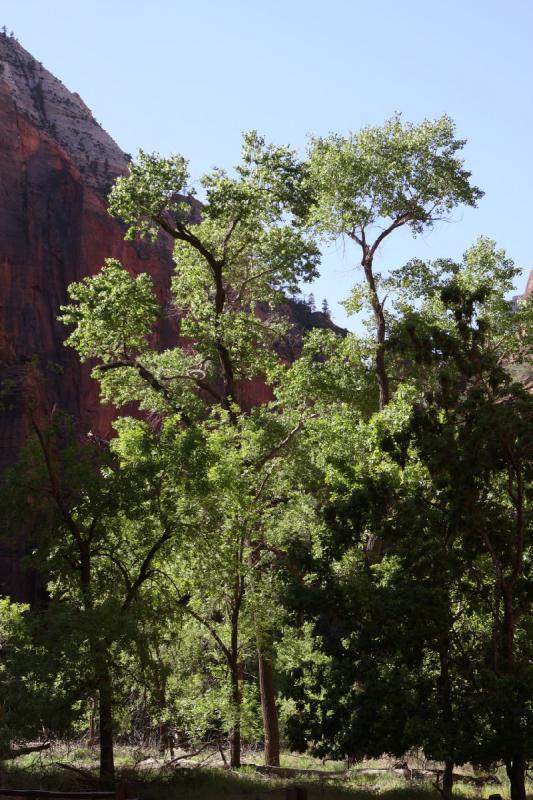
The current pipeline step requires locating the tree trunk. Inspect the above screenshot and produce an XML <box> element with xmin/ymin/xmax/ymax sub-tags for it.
<box><xmin>228</xmin><ymin>574</ymin><xmax>244</xmax><ymax>768</ymax></box>
<box><xmin>506</xmin><ymin>756</ymin><xmax>526</xmax><ymax>800</ymax></box>
<box><xmin>442</xmin><ymin>759</ymin><xmax>454</xmax><ymax>800</ymax></box>
<box><xmin>229</xmin><ymin>664</ymin><xmax>241</xmax><ymax>768</ymax></box>
<box><xmin>98</xmin><ymin>667</ymin><xmax>115</xmax><ymax>782</ymax></box>
<box><xmin>229</xmin><ymin>723</ymin><xmax>241</xmax><ymax>768</ymax></box>
<box><xmin>362</xmin><ymin>255</ymin><xmax>389</xmax><ymax>409</ymax></box>
<box><xmin>437</xmin><ymin>643</ymin><xmax>454</xmax><ymax>800</ymax></box>
<box><xmin>88</xmin><ymin>697</ymin><xmax>97</xmax><ymax>745</ymax></box>
<box><xmin>79</xmin><ymin>552</ymin><xmax>114</xmax><ymax>782</ymax></box>
<box><xmin>158</xmin><ymin>721</ymin><xmax>173</xmax><ymax>756</ymax></box>
<box><xmin>500</xmin><ymin>588</ymin><xmax>526</xmax><ymax>800</ymax></box>
<box><xmin>501</xmin><ymin>585</ymin><xmax>515</xmax><ymax>670</ymax></box>
<box><xmin>257</xmin><ymin>645</ymin><xmax>280</xmax><ymax>767</ymax></box>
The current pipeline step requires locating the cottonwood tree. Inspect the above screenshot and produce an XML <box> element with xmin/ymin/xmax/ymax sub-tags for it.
<box><xmin>60</xmin><ymin>133</ymin><xmax>321</xmax><ymax>767</ymax></box>
<box><xmin>303</xmin><ymin>115</ymin><xmax>483</xmax><ymax>408</ymax></box>
<box><xmin>6</xmin><ymin>413</ymin><xmax>204</xmax><ymax>782</ymax></box>
<box><xmin>59</xmin><ymin>121</ymin><xmax>490</xmax><ymax>774</ymax></box>
<box><xmin>388</xmin><ymin>241</ymin><xmax>533</xmax><ymax>800</ymax></box>
<box><xmin>279</xmin><ymin>240</ymin><xmax>532</xmax><ymax>800</ymax></box>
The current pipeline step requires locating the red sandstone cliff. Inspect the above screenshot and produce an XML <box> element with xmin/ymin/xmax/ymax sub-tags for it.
<box><xmin>0</xmin><ymin>34</ymin><xmax>338</xmax><ymax>598</ymax></box>
<box><xmin>0</xmin><ymin>35</ymin><xmax>181</xmax><ymax>597</ymax></box>
<box><xmin>0</xmin><ymin>35</ymin><xmax>192</xmax><ymax>461</ymax></box>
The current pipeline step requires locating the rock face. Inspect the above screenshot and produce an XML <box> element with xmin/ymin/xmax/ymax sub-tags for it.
<box><xmin>0</xmin><ymin>34</ymin><xmax>180</xmax><ymax>599</ymax></box>
<box><xmin>513</xmin><ymin>269</ymin><xmax>533</xmax><ymax>308</ymax></box>
<box><xmin>0</xmin><ymin>34</ymin><xmax>338</xmax><ymax>601</ymax></box>
<box><xmin>0</xmin><ymin>33</ymin><xmax>177</xmax><ymax>457</ymax></box>
<box><xmin>0</xmin><ymin>34</ymin><xmax>126</xmax><ymax>195</ymax></box>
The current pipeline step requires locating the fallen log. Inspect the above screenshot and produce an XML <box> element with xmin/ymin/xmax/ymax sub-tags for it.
<box><xmin>256</xmin><ymin>765</ymin><xmax>348</xmax><ymax>780</ymax></box>
<box><xmin>347</xmin><ymin>766</ymin><xmax>501</xmax><ymax>786</ymax></box>
<box><xmin>0</xmin><ymin>792</ymin><xmax>114</xmax><ymax>798</ymax></box>
<box><xmin>432</xmin><ymin>770</ymin><xmax>501</xmax><ymax>787</ymax></box>
<box><xmin>54</xmin><ymin>763</ymin><xmax>100</xmax><ymax>783</ymax></box>
<box><xmin>0</xmin><ymin>743</ymin><xmax>51</xmax><ymax>761</ymax></box>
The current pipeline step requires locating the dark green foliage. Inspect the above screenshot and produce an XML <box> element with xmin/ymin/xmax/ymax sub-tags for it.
<box><xmin>4</xmin><ymin>119</ymin><xmax>532</xmax><ymax>797</ymax></box>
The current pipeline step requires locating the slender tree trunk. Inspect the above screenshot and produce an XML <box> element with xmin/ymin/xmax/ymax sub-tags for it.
<box><xmin>98</xmin><ymin>665</ymin><xmax>115</xmax><ymax>783</ymax></box>
<box><xmin>500</xmin><ymin>586</ymin><xmax>526</xmax><ymax>800</ymax></box>
<box><xmin>158</xmin><ymin>721</ymin><xmax>172</xmax><ymax>756</ymax></box>
<box><xmin>257</xmin><ymin>644</ymin><xmax>280</xmax><ymax>766</ymax></box>
<box><xmin>88</xmin><ymin>697</ymin><xmax>97</xmax><ymax>745</ymax></box>
<box><xmin>492</xmin><ymin>582</ymin><xmax>502</xmax><ymax>673</ymax></box>
<box><xmin>156</xmin><ymin>678</ymin><xmax>172</xmax><ymax>756</ymax></box>
<box><xmin>80</xmin><ymin>552</ymin><xmax>114</xmax><ymax>782</ymax></box>
<box><xmin>506</xmin><ymin>756</ymin><xmax>527</xmax><ymax>800</ymax></box>
<box><xmin>229</xmin><ymin>662</ymin><xmax>241</xmax><ymax>768</ymax></box>
<box><xmin>501</xmin><ymin>585</ymin><xmax>515</xmax><ymax>670</ymax></box>
<box><xmin>438</xmin><ymin>642</ymin><xmax>454</xmax><ymax>800</ymax></box>
<box><xmin>362</xmin><ymin>255</ymin><xmax>389</xmax><ymax>409</ymax></box>
<box><xmin>228</xmin><ymin>571</ymin><xmax>244</xmax><ymax>768</ymax></box>
<box><xmin>442</xmin><ymin>760</ymin><xmax>454</xmax><ymax>800</ymax></box>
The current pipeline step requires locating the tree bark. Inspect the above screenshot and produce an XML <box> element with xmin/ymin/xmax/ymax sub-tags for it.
<box><xmin>362</xmin><ymin>255</ymin><xmax>389</xmax><ymax>409</ymax></box>
<box><xmin>257</xmin><ymin>645</ymin><xmax>280</xmax><ymax>766</ymax></box>
<box><xmin>437</xmin><ymin>642</ymin><xmax>454</xmax><ymax>800</ymax></box>
<box><xmin>88</xmin><ymin>696</ymin><xmax>97</xmax><ymax>745</ymax></box>
<box><xmin>97</xmin><ymin>665</ymin><xmax>115</xmax><ymax>782</ymax></box>
<box><xmin>158</xmin><ymin>721</ymin><xmax>173</xmax><ymax>756</ymax></box>
<box><xmin>501</xmin><ymin>584</ymin><xmax>515</xmax><ymax>669</ymax></box>
<box><xmin>229</xmin><ymin>663</ymin><xmax>241</xmax><ymax>768</ymax></box>
<box><xmin>442</xmin><ymin>759</ymin><xmax>454</xmax><ymax>800</ymax></box>
<box><xmin>498</xmin><ymin>585</ymin><xmax>526</xmax><ymax>800</ymax></box>
<box><xmin>506</xmin><ymin>756</ymin><xmax>527</xmax><ymax>800</ymax></box>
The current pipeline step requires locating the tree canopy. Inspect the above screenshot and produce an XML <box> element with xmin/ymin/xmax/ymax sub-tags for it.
<box><xmin>2</xmin><ymin>116</ymin><xmax>531</xmax><ymax>800</ymax></box>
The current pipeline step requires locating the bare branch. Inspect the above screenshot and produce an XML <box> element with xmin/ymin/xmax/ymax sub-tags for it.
<box><xmin>122</xmin><ymin>527</ymin><xmax>174</xmax><ymax>611</ymax></box>
<box><xmin>30</xmin><ymin>417</ymin><xmax>84</xmax><ymax>548</ymax></box>
<box><xmin>165</xmin><ymin>742</ymin><xmax>211</xmax><ymax>766</ymax></box>
<box><xmin>222</xmin><ymin>216</ymin><xmax>241</xmax><ymax>261</ymax></box>
<box><xmin>368</xmin><ymin>211</ymin><xmax>414</xmax><ymax>259</ymax></box>
<box><xmin>254</xmin><ymin>414</ymin><xmax>317</xmax><ymax>471</ymax></box>
<box><xmin>95</xmin><ymin>361</ymin><xmax>192</xmax><ymax>424</ymax></box>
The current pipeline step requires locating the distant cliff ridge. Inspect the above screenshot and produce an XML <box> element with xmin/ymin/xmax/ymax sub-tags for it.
<box><xmin>513</xmin><ymin>269</ymin><xmax>533</xmax><ymax>309</ymax></box>
<box><xmin>0</xmin><ymin>33</ymin><xmax>126</xmax><ymax>193</ymax></box>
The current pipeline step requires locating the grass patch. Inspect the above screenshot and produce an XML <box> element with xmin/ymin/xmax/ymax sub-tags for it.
<box><xmin>2</xmin><ymin>747</ymin><xmax>531</xmax><ymax>800</ymax></box>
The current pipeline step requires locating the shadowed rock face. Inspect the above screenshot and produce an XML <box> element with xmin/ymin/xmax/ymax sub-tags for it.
<box><xmin>0</xmin><ymin>35</ymin><xmax>181</xmax><ymax>460</ymax></box>
<box><xmin>0</xmin><ymin>34</ymin><xmax>340</xmax><ymax>601</ymax></box>
<box><xmin>0</xmin><ymin>35</ymin><xmax>179</xmax><ymax>599</ymax></box>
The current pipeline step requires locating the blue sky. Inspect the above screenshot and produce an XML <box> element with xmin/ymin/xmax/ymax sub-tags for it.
<box><xmin>4</xmin><ymin>0</ymin><xmax>532</xmax><ymax>328</ymax></box>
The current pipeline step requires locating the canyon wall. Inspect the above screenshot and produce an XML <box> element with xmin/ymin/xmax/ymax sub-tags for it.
<box><xmin>0</xmin><ymin>34</ymin><xmax>336</xmax><ymax>600</ymax></box>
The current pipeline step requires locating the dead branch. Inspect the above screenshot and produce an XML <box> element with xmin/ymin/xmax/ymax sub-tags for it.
<box><xmin>54</xmin><ymin>763</ymin><xmax>100</xmax><ymax>783</ymax></box>
<box><xmin>165</xmin><ymin>742</ymin><xmax>211</xmax><ymax>767</ymax></box>
<box><xmin>0</xmin><ymin>742</ymin><xmax>51</xmax><ymax>761</ymax></box>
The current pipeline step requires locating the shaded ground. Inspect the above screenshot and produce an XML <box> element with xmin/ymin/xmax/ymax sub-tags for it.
<box><xmin>2</xmin><ymin>748</ymin><xmax>531</xmax><ymax>800</ymax></box>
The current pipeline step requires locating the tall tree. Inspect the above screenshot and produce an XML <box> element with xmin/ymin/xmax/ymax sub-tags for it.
<box><xmin>60</xmin><ymin>133</ymin><xmax>321</xmax><ymax>767</ymax></box>
<box><xmin>278</xmin><ymin>239</ymin><xmax>532</xmax><ymax>800</ymax></box>
<box><xmin>6</xmin><ymin>412</ymin><xmax>204</xmax><ymax>781</ymax></box>
<box><xmin>303</xmin><ymin>115</ymin><xmax>483</xmax><ymax>407</ymax></box>
<box><xmin>388</xmin><ymin>240</ymin><xmax>533</xmax><ymax>800</ymax></box>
